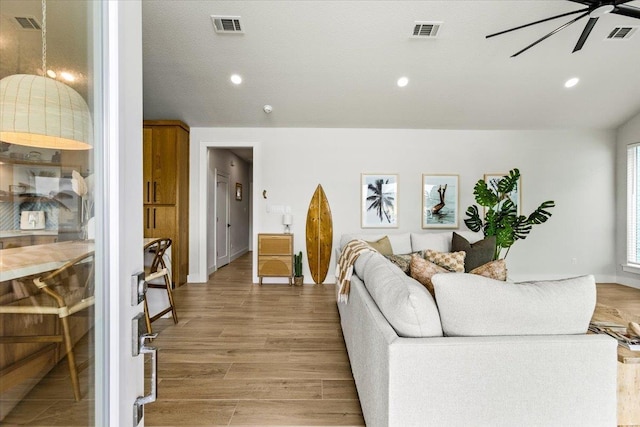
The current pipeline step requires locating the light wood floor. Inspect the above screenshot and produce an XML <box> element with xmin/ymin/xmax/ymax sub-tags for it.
<box><xmin>3</xmin><ymin>254</ymin><xmax>640</xmax><ymax>425</ymax></box>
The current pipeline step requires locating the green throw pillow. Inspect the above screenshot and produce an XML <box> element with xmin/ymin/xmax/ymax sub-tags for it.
<box><xmin>451</xmin><ymin>232</ymin><xmax>496</xmax><ymax>272</ymax></box>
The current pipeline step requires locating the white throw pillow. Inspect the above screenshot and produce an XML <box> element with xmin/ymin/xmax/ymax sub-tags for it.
<box><xmin>362</xmin><ymin>252</ymin><xmax>443</xmax><ymax>338</ymax></box>
<box><xmin>432</xmin><ymin>273</ymin><xmax>596</xmax><ymax>337</ymax></box>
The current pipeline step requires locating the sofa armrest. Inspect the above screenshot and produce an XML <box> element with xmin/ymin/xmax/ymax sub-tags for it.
<box><xmin>388</xmin><ymin>334</ymin><xmax>617</xmax><ymax>427</ymax></box>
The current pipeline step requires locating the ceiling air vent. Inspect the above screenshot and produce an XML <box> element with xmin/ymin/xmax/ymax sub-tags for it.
<box><xmin>606</xmin><ymin>26</ymin><xmax>638</xmax><ymax>40</ymax></box>
<box><xmin>211</xmin><ymin>16</ymin><xmax>243</xmax><ymax>33</ymax></box>
<box><xmin>411</xmin><ymin>21</ymin><xmax>442</xmax><ymax>38</ymax></box>
<box><xmin>14</xmin><ymin>16</ymin><xmax>41</xmax><ymax>30</ymax></box>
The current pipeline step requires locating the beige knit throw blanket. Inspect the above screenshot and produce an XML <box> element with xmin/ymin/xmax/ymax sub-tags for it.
<box><xmin>336</xmin><ymin>239</ymin><xmax>377</xmax><ymax>303</ymax></box>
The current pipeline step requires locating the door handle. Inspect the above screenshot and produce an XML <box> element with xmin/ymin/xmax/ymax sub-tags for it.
<box><xmin>133</xmin><ymin>332</ymin><xmax>158</xmax><ymax>426</ymax></box>
<box><xmin>146</xmin><ymin>182</ymin><xmax>150</xmax><ymax>203</ymax></box>
<box><xmin>153</xmin><ymin>208</ymin><xmax>156</xmax><ymax>229</ymax></box>
<box><xmin>153</xmin><ymin>182</ymin><xmax>157</xmax><ymax>202</ymax></box>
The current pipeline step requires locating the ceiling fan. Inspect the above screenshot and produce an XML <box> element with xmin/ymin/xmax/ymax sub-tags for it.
<box><xmin>487</xmin><ymin>0</ymin><xmax>640</xmax><ymax>57</ymax></box>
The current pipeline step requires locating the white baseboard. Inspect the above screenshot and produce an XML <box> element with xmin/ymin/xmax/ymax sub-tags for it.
<box><xmin>615</xmin><ymin>276</ymin><xmax>640</xmax><ymax>290</ymax></box>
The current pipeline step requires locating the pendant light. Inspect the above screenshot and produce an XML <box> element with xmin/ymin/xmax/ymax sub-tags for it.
<box><xmin>0</xmin><ymin>0</ymin><xmax>93</xmax><ymax>150</ymax></box>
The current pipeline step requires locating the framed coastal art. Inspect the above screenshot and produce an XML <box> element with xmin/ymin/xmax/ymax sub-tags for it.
<box><xmin>422</xmin><ymin>174</ymin><xmax>459</xmax><ymax>229</ymax></box>
<box><xmin>484</xmin><ymin>173</ymin><xmax>521</xmax><ymax>215</ymax></box>
<box><xmin>361</xmin><ymin>173</ymin><xmax>398</xmax><ymax>228</ymax></box>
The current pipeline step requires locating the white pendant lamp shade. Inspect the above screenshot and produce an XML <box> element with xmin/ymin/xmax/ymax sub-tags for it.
<box><xmin>0</xmin><ymin>74</ymin><xmax>93</xmax><ymax>150</ymax></box>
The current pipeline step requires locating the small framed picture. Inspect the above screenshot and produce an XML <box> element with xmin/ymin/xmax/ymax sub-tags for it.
<box><xmin>422</xmin><ymin>174</ymin><xmax>459</xmax><ymax>229</ymax></box>
<box><xmin>484</xmin><ymin>173</ymin><xmax>521</xmax><ymax>215</ymax></box>
<box><xmin>235</xmin><ymin>183</ymin><xmax>242</xmax><ymax>201</ymax></box>
<box><xmin>361</xmin><ymin>174</ymin><xmax>398</xmax><ymax>228</ymax></box>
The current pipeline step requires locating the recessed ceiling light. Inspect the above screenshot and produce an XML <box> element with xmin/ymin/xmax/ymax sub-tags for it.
<box><xmin>564</xmin><ymin>77</ymin><xmax>579</xmax><ymax>88</ymax></box>
<box><xmin>60</xmin><ymin>71</ymin><xmax>75</xmax><ymax>82</ymax></box>
<box><xmin>397</xmin><ymin>77</ymin><xmax>409</xmax><ymax>87</ymax></box>
<box><xmin>46</xmin><ymin>69</ymin><xmax>56</xmax><ymax>78</ymax></box>
<box><xmin>230</xmin><ymin>74</ymin><xmax>242</xmax><ymax>85</ymax></box>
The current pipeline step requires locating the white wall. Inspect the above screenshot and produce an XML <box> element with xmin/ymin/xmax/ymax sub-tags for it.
<box><xmin>615</xmin><ymin>111</ymin><xmax>640</xmax><ymax>288</ymax></box>
<box><xmin>189</xmin><ymin>127</ymin><xmax>617</xmax><ymax>284</ymax></box>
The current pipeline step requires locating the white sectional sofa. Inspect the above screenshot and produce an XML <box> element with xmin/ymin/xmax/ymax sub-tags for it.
<box><xmin>337</xmin><ymin>232</ymin><xmax>618</xmax><ymax>427</ymax></box>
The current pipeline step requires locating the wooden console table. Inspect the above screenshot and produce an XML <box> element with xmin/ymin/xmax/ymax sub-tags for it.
<box><xmin>592</xmin><ymin>303</ymin><xmax>640</xmax><ymax>426</ymax></box>
<box><xmin>257</xmin><ymin>234</ymin><xmax>293</xmax><ymax>285</ymax></box>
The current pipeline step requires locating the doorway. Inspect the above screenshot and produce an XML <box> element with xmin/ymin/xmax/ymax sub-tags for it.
<box><xmin>206</xmin><ymin>148</ymin><xmax>253</xmax><ymax>278</ymax></box>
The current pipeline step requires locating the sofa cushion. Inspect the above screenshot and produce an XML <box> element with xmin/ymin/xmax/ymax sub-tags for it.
<box><xmin>410</xmin><ymin>231</ymin><xmax>483</xmax><ymax>253</ymax></box>
<box><xmin>451</xmin><ymin>232</ymin><xmax>496</xmax><ymax>272</ymax></box>
<box><xmin>424</xmin><ymin>249</ymin><xmax>466</xmax><ymax>272</ymax></box>
<box><xmin>469</xmin><ymin>259</ymin><xmax>507</xmax><ymax>281</ymax></box>
<box><xmin>340</xmin><ymin>233</ymin><xmax>412</xmax><ymax>254</ymax></box>
<box><xmin>410</xmin><ymin>232</ymin><xmax>451</xmax><ymax>253</ymax></box>
<box><xmin>432</xmin><ymin>274</ymin><xmax>596</xmax><ymax>337</ymax></box>
<box><xmin>362</xmin><ymin>252</ymin><xmax>443</xmax><ymax>337</ymax></box>
<box><xmin>409</xmin><ymin>255</ymin><xmax>449</xmax><ymax>296</ymax></box>
<box><xmin>365</xmin><ymin>236</ymin><xmax>393</xmax><ymax>255</ymax></box>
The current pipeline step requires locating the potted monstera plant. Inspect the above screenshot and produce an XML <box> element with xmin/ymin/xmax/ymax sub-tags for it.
<box><xmin>464</xmin><ymin>168</ymin><xmax>555</xmax><ymax>260</ymax></box>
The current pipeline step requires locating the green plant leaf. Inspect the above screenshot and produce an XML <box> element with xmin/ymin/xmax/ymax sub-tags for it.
<box><xmin>527</xmin><ymin>200</ymin><xmax>555</xmax><ymax>224</ymax></box>
<box><xmin>497</xmin><ymin>168</ymin><xmax>520</xmax><ymax>195</ymax></box>
<box><xmin>495</xmin><ymin>225</ymin><xmax>515</xmax><ymax>259</ymax></box>
<box><xmin>473</xmin><ymin>180</ymin><xmax>498</xmax><ymax>207</ymax></box>
<box><xmin>512</xmin><ymin>215</ymin><xmax>532</xmax><ymax>240</ymax></box>
<box><xmin>464</xmin><ymin>205</ymin><xmax>483</xmax><ymax>232</ymax></box>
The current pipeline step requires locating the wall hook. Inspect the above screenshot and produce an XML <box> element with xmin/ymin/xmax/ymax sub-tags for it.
<box><xmin>263</xmin><ymin>190</ymin><xmax>267</xmax><ymax>199</ymax></box>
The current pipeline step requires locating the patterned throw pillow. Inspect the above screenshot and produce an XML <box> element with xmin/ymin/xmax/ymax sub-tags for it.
<box><xmin>470</xmin><ymin>259</ymin><xmax>507</xmax><ymax>281</ymax></box>
<box><xmin>410</xmin><ymin>254</ymin><xmax>449</xmax><ymax>296</ymax></box>
<box><xmin>385</xmin><ymin>254</ymin><xmax>412</xmax><ymax>275</ymax></box>
<box><xmin>424</xmin><ymin>249</ymin><xmax>466</xmax><ymax>273</ymax></box>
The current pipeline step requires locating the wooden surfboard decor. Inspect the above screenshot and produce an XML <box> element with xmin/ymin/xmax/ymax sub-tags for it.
<box><xmin>305</xmin><ymin>184</ymin><xmax>333</xmax><ymax>284</ymax></box>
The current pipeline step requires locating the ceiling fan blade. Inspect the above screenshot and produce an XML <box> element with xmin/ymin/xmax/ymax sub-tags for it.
<box><xmin>573</xmin><ymin>17</ymin><xmax>598</xmax><ymax>52</ymax></box>
<box><xmin>511</xmin><ymin>11</ymin><xmax>590</xmax><ymax>57</ymax></box>
<box><xmin>487</xmin><ymin>8</ymin><xmax>589</xmax><ymax>38</ymax></box>
<box><xmin>613</xmin><ymin>4</ymin><xmax>640</xmax><ymax>19</ymax></box>
<box><xmin>566</xmin><ymin>0</ymin><xmax>634</xmax><ymax>5</ymax></box>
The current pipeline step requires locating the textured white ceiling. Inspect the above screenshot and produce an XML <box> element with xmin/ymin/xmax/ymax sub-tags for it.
<box><xmin>2</xmin><ymin>1</ymin><xmax>639</xmax><ymax>131</ymax></box>
<box><xmin>141</xmin><ymin>0</ymin><xmax>640</xmax><ymax>130</ymax></box>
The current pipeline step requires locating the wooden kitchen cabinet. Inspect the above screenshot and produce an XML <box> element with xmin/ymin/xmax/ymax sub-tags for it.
<box><xmin>257</xmin><ymin>234</ymin><xmax>293</xmax><ymax>285</ymax></box>
<box><xmin>143</xmin><ymin>120</ymin><xmax>189</xmax><ymax>286</ymax></box>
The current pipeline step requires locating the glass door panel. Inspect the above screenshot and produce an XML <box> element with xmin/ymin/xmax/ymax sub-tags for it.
<box><xmin>0</xmin><ymin>1</ymin><xmax>100</xmax><ymax>424</ymax></box>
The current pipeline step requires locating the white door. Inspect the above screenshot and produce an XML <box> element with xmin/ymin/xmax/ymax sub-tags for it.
<box><xmin>216</xmin><ymin>173</ymin><xmax>231</xmax><ymax>268</ymax></box>
<box><xmin>104</xmin><ymin>1</ymin><xmax>148</xmax><ymax>425</ymax></box>
<box><xmin>0</xmin><ymin>1</ymin><xmax>145</xmax><ymax>426</ymax></box>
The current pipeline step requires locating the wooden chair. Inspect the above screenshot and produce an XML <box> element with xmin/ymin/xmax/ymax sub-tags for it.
<box><xmin>143</xmin><ymin>238</ymin><xmax>178</xmax><ymax>334</ymax></box>
<box><xmin>0</xmin><ymin>251</ymin><xmax>95</xmax><ymax>401</ymax></box>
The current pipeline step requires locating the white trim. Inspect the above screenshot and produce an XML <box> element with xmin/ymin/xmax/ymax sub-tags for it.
<box><xmin>622</xmin><ymin>264</ymin><xmax>640</xmax><ymax>275</ymax></box>
<box><xmin>189</xmin><ymin>138</ymin><xmax>261</xmax><ymax>283</ymax></box>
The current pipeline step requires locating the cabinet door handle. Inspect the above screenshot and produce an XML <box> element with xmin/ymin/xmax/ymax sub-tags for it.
<box><xmin>153</xmin><ymin>182</ymin><xmax>157</xmax><ymax>202</ymax></box>
<box><xmin>153</xmin><ymin>208</ymin><xmax>156</xmax><ymax>229</ymax></box>
<box><xmin>146</xmin><ymin>182</ymin><xmax>150</xmax><ymax>203</ymax></box>
<box><xmin>146</xmin><ymin>208</ymin><xmax>149</xmax><ymax>229</ymax></box>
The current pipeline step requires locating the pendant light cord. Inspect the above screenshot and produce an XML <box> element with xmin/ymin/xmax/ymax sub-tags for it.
<box><xmin>41</xmin><ymin>0</ymin><xmax>47</xmax><ymax>76</ymax></box>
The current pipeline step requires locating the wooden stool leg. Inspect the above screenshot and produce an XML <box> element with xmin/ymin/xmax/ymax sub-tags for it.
<box><xmin>60</xmin><ymin>316</ymin><xmax>81</xmax><ymax>401</ymax></box>
<box><xmin>164</xmin><ymin>275</ymin><xmax>178</xmax><ymax>324</ymax></box>
<box><xmin>143</xmin><ymin>297</ymin><xmax>153</xmax><ymax>334</ymax></box>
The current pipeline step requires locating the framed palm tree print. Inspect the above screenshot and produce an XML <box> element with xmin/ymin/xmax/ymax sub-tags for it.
<box><xmin>422</xmin><ymin>174</ymin><xmax>459</xmax><ymax>229</ymax></box>
<box><xmin>361</xmin><ymin>173</ymin><xmax>398</xmax><ymax>228</ymax></box>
